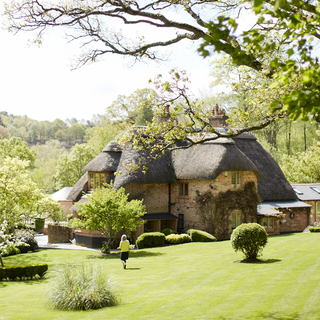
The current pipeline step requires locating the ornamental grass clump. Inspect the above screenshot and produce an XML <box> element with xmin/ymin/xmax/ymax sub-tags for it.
<box><xmin>231</xmin><ymin>223</ymin><xmax>268</xmax><ymax>261</ymax></box>
<box><xmin>48</xmin><ymin>264</ymin><xmax>119</xmax><ymax>310</ymax></box>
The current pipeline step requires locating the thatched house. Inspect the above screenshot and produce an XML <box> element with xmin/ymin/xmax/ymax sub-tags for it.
<box><xmin>68</xmin><ymin>108</ymin><xmax>311</xmax><ymax>244</ymax></box>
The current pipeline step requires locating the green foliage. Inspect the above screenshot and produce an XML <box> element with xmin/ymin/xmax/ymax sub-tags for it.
<box><xmin>0</xmin><ymin>264</ymin><xmax>48</xmax><ymax>281</ymax></box>
<box><xmin>72</xmin><ymin>184</ymin><xmax>146</xmax><ymax>246</ymax></box>
<box><xmin>0</xmin><ymin>136</ymin><xmax>36</xmax><ymax>168</ymax></box>
<box><xmin>0</xmin><ymin>158</ymin><xmax>61</xmax><ymax>227</ymax></box>
<box><xmin>55</xmin><ymin>143</ymin><xmax>95</xmax><ymax>189</ymax></box>
<box><xmin>34</xmin><ymin>218</ymin><xmax>45</xmax><ymax>232</ymax></box>
<box><xmin>309</xmin><ymin>227</ymin><xmax>320</xmax><ymax>233</ymax></box>
<box><xmin>136</xmin><ymin>232</ymin><xmax>166</xmax><ymax>249</ymax></box>
<box><xmin>48</xmin><ymin>264</ymin><xmax>119</xmax><ymax>310</ymax></box>
<box><xmin>1</xmin><ymin>245</ymin><xmax>20</xmax><ymax>257</ymax></box>
<box><xmin>101</xmin><ymin>241</ymin><xmax>110</xmax><ymax>254</ymax></box>
<box><xmin>165</xmin><ymin>233</ymin><xmax>191</xmax><ymax>245</ymax></box>
<box><xmin>187</xmin><ymin>229</ymin><xmax>217</xmax><ymax>242</ymax></box>
<box><xmin>231</xmin><ymin>223</ymin><xmax>268</xmax><ymax>260</ymax></box>
<box><xmin>15</xmin><ymin>230</ymin><xmax>39</xmax><ymax>253</ymax></box>
<box><xmin>161</xmin><ymin>228</ymin><xmax>177</xmax><ymax>236</ymax></box>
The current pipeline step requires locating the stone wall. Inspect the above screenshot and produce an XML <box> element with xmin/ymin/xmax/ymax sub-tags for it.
<box><xmin>48</xmin><ymin>225</ymin><xmax>73</xmax><ymax>243</ymax></box>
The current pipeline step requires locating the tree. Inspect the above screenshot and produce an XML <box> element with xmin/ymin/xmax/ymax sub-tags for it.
<box><xmin>0</xmin><ymin>158</ymin><xmax>61</xmax><ymax>228</ymax></box>
<box><xmin>72</xmin><ymin>184</ymin><xmax>146</xmax><ymax>247</ymax></box>
<box><xmin>106</xmin><ymin>88</ymin><xmax>158</xmax><ymax>126</ymax></box>
<box><xmin>0</xmin><ymin>136</ymin><xmax>36</xmax><ymax>168</ymax></box>
<box><xmin>4</xmin><ymin>0</ymin><xmax>320</xmax><ymax>148</ymax></box>
<box><xmin>55</xmin><ymin>143</ymin><xmax>95</xmax><ymax>189</ymax></box>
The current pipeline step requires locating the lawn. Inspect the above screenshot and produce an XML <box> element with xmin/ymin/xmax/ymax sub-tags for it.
<box><xmin>1</xmin><ymin>233</ymin><xmax>320</xmax><ymax>320</ymax></box>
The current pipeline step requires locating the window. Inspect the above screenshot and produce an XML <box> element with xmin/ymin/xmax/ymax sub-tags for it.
<box><xmin>231</xmin><ymin>172</ymin><xmax>242</xmax><ymax>189</ymax></box>
<box><xmin>88</xmin><ymin>172</ymin><xmax>107</xmax><ymax>191</ymax></box>
<box><xmin>262</xmin><ymin>217</ymin><xmax>274</xmax><ymax>231</ymax></box>
<box><xmin>231</xmin><ymin>212</ymin><xmax>242</xmax><ymax>229</ymax></box>
<box><xmin>179</xmin><ymin>183</ymin><xmax>189</xmax><ymax>196</ymax></box>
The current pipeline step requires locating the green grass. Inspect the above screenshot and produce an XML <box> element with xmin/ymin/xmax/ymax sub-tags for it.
<box><xmin>1</xmin><ymin>233</ymin><xmax>320</xmax><ymax>319</ymax></box>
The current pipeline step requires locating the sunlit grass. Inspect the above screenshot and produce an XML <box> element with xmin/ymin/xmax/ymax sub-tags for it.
<box><xmin>1</xmin><ymin>233</ymin><xmax>320</xmax><ymax>319</ymax></box>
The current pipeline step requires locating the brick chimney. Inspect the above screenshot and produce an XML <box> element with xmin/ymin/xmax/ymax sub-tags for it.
<box><xmin>209</xmin><ymin>104</ymin><xmax>228</xmax><ymax>127</ymax></box>
<box><xmin>158</xmin><ymin>105</ymin><xmax>171</xmax><ymax>123</ymax></box>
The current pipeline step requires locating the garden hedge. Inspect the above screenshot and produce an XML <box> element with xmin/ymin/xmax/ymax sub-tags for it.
<box><xmin>309</xmin><ymin>227</ymin><xmax>320</xmax><ymax>232</ymax></box>
<box><xmin>136</xmin><ymin>232</ymin><xmax>166</xmax><ymax>249</ymax></box>
<box><xmin>0</xmin><ymin>264</ymin><xmax>48</xmax><ymax>281</ymax></box>
<box><xmin>187</xmin><ymin>229</ymin><xmax>217</xmax><ymax>242</ymax></box>
<box><xmin>161</xmin><ymin>228</ymin><xmax>177</xmax><ymax>236</ymax></box>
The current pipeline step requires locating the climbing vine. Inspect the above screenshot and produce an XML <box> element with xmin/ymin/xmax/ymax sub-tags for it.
<box><xmin>195</xmin><ymin>181</ymin><xmax>261</xmax><ymax>240</ymax></box>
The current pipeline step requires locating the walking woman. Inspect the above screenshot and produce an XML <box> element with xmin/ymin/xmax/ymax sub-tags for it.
<box><xmin>118</xmin><ymin>234</ymin><xmax>130</xmax><ymax>269</ymax></box>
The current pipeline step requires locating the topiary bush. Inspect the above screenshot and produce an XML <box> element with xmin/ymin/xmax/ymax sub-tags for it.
<box><xmin>34</xmin><ymin>218</ymin><xmax>45</xmax><ymax>233</ymax></box>
<box><xmin>161</xmin><ymin>228</ymin><xmax>177</xmax><ymax>236</ymax></box>
<box><xmin>309</xmin><ymin>227</ymin><xmax>320</xmax><ymax>232</ymax></box>
<box><xmin>48</xmin><ymin>264</ymin><xmax>119</xmax><ymax>310</ymax></box>
<box><xmin>187</xmin><ymin>229</ymin><xmax>217</xmax><ymax>242</ymax></box>
<box><xmin>231</xmin><ymin>223</ymin><xmax>268</xmax><ymax>260</ymax></box>
<box><xmin>165</xmin><ymin>233</ymin><xmax>191</xmax><ymax>244</ymax></box>
<box><xmin>15</xmin><ymin>230</ymin><xmax>39</xmax><ymax>253</ymax></box>
<box><xmin>136</xmin><ymin>232</ymin><xmax>166</xmax><ymax>249</ymax></box>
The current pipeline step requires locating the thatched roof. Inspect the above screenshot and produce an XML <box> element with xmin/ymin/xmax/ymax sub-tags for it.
<box><xmin>82</xmin><ymin>151</ymin><xmax>121</xmax><ymax>172</ymax></box>
<box><xmin>102</xmin><ymin>141</ymin><xmax>122</xmax><ymax>152</ymax></box>
<box><xmin>113</xmin><ymin>147</ymin><xmax>177</xmax><ymax>189</ymax></box>
<box><xmin>172</xmin><ymin>138</ymin><xmax>260</xmax><ymax>180</ymax></box>
<box><xmin>234</xmin><ymin>134</ymin><xmax>297</xmax><ymax>201</ymax></box>
<box><xmin>67</xmin><ymin>173</ymin><xmax>88</xmax><ymax>202</ymax></box>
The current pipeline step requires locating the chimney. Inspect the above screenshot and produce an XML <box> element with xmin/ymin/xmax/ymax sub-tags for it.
<box><xmin>209</xmin><ymin>104</ymin><xmax>228</xmax><ymax>127</ymax></box>
<box><xmin>158</xmin><ymin>105</ymin><xmax>171</xmax><ymax>123</ymax></box>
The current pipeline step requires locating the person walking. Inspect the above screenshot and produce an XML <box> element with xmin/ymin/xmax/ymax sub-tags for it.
<box><xmin>118</xmin><ymin>234</ymin><xmax>130</xmax><ymax>269</ymax></box>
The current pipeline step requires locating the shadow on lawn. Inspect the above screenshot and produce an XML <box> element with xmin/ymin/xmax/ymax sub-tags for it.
<box><xmin>88</xmin><ymin>250</ymin><xmax>164</xmax><ymax>260</ymax></box>
<box><xmin>234</xmin><ymin>259</ymin><xmax>281</xmax><ymax>264</ymax></box>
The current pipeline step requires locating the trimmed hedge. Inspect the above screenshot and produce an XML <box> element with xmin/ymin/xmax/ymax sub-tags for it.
<box><xmin>0</xmin><ymin>264</ymin><xmax>48</xmax><ymax>281</ymax></box>
<box><xmin>136</xmin><ymin>232</ymin><xmax>166</xmax><ymax>249</ymax></box>
<box><xmin>187</xmin><ymin>229</ymin><xmax>217</xmax><ymax>242</ymax></box>
<box><xmin>165</xmin><ymin>233</ymin><xmax>191</xmax><ymax>244</ymax></box>
<box><xmin>161</xmin><ymin>228</ymin><xmax>177</xmax><ymax>236</ymax></box>
<box><xmin>309</xmin><ymin>227</ymin><xmax>320</xmax><ymax>232</ymax></box>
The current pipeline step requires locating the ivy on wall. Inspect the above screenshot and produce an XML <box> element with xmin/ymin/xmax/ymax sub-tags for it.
<box><xmin>195</xmin><ymin>181</ymin><xmax>261</xmax><ymax>240</ymax></box>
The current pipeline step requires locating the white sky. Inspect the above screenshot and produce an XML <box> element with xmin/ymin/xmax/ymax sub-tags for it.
<box><xmin>0</xmin><ymin>24</ymin><xmax>213</xmax><ymax>122</ymax></box>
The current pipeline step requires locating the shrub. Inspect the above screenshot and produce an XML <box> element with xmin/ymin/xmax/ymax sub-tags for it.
<box><xmin>136</xmin><ymin>232</ymin><xmax>166</xmax><ymax>249</ymax></box>
<box><xmin>1</xmin><ymin>245</ymin><xmax>20</xmax><ymax>257</ymax></box>
<box><xmin>165</xmin><ymin>233</ymin><xmax>191</xmax><ymax>244</ymax></box>
<box><xmin>0</xmin><ymin>264</ymin><xmax>48</xmax><ymax>281</ymax></box>
<box><xmin>187</xmin><ymin>229</ymin><xmax>217</xmax><ymax>242</ymax></box>
<box><xmin>34</xmin><ymin>218</ymin><xmax>45</xmax><ymax>233</ymax></box>
<box><xmin>15</xmin><ymin>230</ymin><xmax>39</xmax><ymax>253</ymax></box>
<box><xmin>161</xmin><ymin>228</ymin><xmax>177</xmax><ymax>236</ymax></box>
<box><xmin>101</xmin><ymin>241</ymin><xmax>110</xmax><ymax>254</ymax></box>
<box><xmin>231</xmin><ymin>223</ymin><xmax>268</xmax><ymax>260</ymax></box>
<box><xmin>48</xmin><ymin>264</ymin><xmax>119</xmax><ymax>310</ymax></box>
<box><xmin>309</xmin><ymin>227</ymin><xmax>320</xmax><ymax>232</ymax></box>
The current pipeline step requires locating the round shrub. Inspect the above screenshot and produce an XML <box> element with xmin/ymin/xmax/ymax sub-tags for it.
<box><xmin>161</xmin><ymin>228</ymin><xmax>177</xmax><ymax>236</ymax></box>
<box><xmin>136</xmin><ymin>232</ymin><xmax>166</xmax><ymax>249</ymax></box>
<box><xmin>48</xmin><ymin>264</ymin><xmax>119</xmax><ymax>310</ymax></box>
<box><xmin>2</xmin><ymin>245</ymin><xmax>20</xmax><ymax>257</ymax></box>
<box><xmin>187</xmin><ymin>229</ymin><xmax>217</xmax><ymax>242</ymax></box>
<box><xmin>165</xmin><ymin>233</ymin><xmax>191</xmax><ymax>244</ymax></box>
<box><xmin>15</xmin><ymin>230</ymin><xmax>39</xmax><ymax>253</ymax></box>
<box><xmin>231</xmin><ymin>223</ymin><xmax>268</xmax><ymax>260</ymax></box>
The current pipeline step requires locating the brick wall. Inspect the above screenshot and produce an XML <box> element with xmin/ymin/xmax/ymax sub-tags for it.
<box><xmin>279</xmin><ymin>207</ymin><xmax>310</xmax><ymax>233</ymax></box>
<box><xmin>47</xmin><ymin>225</ymin><xmax>73</xmax><ymax>243</ymax></box>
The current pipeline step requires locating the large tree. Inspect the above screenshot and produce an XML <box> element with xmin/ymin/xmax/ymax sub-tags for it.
<box><xmin>3</xmin><ymin>0</ymin><xmax>320</xmax><ymax>149</ymax></box>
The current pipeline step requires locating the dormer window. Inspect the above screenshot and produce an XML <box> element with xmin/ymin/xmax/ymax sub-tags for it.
<box><xmin>88</xmin><ymin>172</ymin><xmax>108</xmax><ymax>191</ymax></box>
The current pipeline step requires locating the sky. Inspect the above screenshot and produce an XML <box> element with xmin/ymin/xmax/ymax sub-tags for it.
<box><xmin>0</xmin><ymin>19</ymin><xmax>213</xmax><ymax>122</ymax></box>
